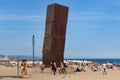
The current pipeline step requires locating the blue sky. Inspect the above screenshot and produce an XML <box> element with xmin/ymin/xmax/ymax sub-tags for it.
<box><xmin>0</xmin><ymin>0</ymin><xmax>120</xmax><ymax>58</ymax></box>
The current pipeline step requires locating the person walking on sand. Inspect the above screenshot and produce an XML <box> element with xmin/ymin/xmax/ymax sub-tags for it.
<box><xmin>102</xmin><ymin>63</ymin><xmax>107</xmax><ymax>75</ymax></box>
<box><xmin>51</xmin><ymin>62</ymin><xmax>57</xmax><ymax>75</ymax></box>
<box><xmin>59</xmin><ymin>62</ymin><xmax>67</xmax><ymax>75</ymax></box>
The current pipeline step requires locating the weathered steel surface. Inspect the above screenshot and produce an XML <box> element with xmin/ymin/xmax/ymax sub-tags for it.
<box><xmin>43</xmin><ymin>3</ymin><xmax>69</xmax><ymax>67</ymax></box>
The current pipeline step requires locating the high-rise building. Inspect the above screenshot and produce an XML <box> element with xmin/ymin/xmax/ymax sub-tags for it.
<box><xmin>42</xmin><ymin>3</ymin><xmax>69</xmax><ymax>67</ymax></box>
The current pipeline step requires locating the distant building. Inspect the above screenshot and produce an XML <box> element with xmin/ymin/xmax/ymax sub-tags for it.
<box><xmin>42</xmin><ymin>3</ymin><xmax>69</xmax><ymax>67</ymax></box>
<box><xmin>0</xmin><ymin>57</ymin><xmax>11</xmax><ymax>65</ymax></box>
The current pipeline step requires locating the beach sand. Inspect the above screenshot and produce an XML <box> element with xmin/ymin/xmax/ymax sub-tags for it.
<box><xmin>0</xmin><ymin>66</ymin><xmax>120</xmax><ymax>80</ymax></box>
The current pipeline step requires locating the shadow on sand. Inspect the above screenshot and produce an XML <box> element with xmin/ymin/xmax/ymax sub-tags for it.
<box><xmin>0</xmin><ymin>75</ymin><xmax>23</xmax><ymax>79</ymax></box>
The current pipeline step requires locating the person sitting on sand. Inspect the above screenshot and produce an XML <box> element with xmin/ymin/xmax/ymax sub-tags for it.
<box><xmin>81</xmin><ymin>63</ymin><xmax>86</xmax><ymax>72</ymax></box>
<box><xmin>40</xmin><ymin>64</ymin><xmax>45</xmax><ymax>73</ymax></box>
<box><xmin>75</xmin><ymin>67</ymin><xmax>81</xmax><ymax>72</ymax></box>
<box><xmin>92</xmin><ymin>64</ymin><xmax>98</xmax><ymax>72</ymax></box>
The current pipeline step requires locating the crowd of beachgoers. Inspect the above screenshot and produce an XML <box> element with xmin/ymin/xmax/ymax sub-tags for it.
<box><xmin>0</xmin><ymin>59</ymin><xmax>120</xmax><ymax>80</ymax></box>
<box><xmin>7</xmin><ymin>59</ymin><xmax>120</xmax><ymax>77</ymax></box>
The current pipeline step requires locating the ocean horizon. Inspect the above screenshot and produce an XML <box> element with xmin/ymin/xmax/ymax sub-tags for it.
<box><xmin>0</xmin><ymin>54</ymin><xmax>120</xmax><ymax>65</ymax></box>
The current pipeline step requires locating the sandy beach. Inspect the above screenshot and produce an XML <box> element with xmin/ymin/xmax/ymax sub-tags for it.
<box><xmin>0</xmin><ymin>66</ymin><xmax>120</xmax><ymax>80</ymax></box>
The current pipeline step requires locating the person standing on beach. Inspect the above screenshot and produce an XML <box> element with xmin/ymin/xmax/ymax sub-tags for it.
<box><xmin>51</xmin><ymin>62</ymin><xmax>57</xmax><ymax>75</ymax></box>
<box><xmin>20</xmin><ymin>59</ymin><xmax>27</xmax><ymax>75</ymax></box>
<box><xmin>102</xmin><ymin>63</ymin><xmax>107</xmax><ymax>75</ymax></box>
<box><xmin>20</xmin><ymin>60</ymin><xmax>24</xmax><ymax>76</ymax></box>
<box><xmin>24</xmin><ymin>60</ymin><xmax>27</xmax><ymax>75</ymax></box>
